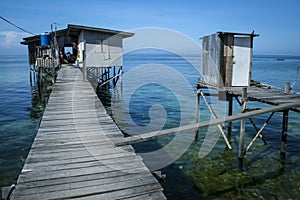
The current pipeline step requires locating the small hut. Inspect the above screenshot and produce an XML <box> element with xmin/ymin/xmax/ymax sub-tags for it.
<box><xmin>201</xmin><ymin>32</ymin><xmax>259</xmax><ymax>88</ymax></box>
<box><xmin>21</xmin><ymin>24</ymin><xmax>134</xmax><ymax>66</ymax></box>
<box><xmin>21</xmin><ymin>24</ymin><xmax>134</xmax><ymax>86</ymax></box>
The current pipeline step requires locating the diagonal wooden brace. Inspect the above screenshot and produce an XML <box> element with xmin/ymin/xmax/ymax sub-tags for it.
<box><xmin>244</xmin><ymin>112</ymin><xmax>275</xmax><ymax>155</ymax></box>
<box><xmin>199</xmin><ymin>90</ymin><xmax>232</xmax><ymax>150</ymax></box>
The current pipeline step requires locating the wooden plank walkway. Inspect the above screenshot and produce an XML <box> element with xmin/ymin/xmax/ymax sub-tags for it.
<box><xmin>223</xmin><ymin>86</ymin><xmax>300</xmax><ymax>113</ymax></box>
<box><xmin>11</xmin><ymin>65</ymin><xmax>166</xmax><ymax>200</ymax></box>
<box><xmin>225</xmin><ymin>86</ymin><xmax>300</xmax><ymax>108</ymax></box>
<box><xmin>198</xmin><ymin>79</ymin><xmax>300</xmax><ymax>112</ymax></box>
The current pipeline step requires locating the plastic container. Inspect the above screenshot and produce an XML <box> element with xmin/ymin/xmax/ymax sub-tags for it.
<box><xmin>40</xmin><ymin>32</ymin><xmax>51</xmax><ymax>46</ymax></box>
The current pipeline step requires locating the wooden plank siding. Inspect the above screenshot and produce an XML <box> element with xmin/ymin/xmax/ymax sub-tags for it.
<box><xmin>11</xmin><ymin>65</ymin><xmax>166</xmax><ymax>200</ymax></box>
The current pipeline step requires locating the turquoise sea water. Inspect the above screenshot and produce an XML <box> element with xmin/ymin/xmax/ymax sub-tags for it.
<box><xmin>1</xmin><ymin>53</ymin><xmax>300</xmax><ymax>199</ymax></box>
<box><xmin>0</xmin><ymin>55</ymin><xmax>49</xmax><ymax>196</ymax></box>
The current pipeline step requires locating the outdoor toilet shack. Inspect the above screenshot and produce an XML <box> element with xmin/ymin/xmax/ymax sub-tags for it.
<box><xmin>201</xmin><ymin>32</ymin><xmax>259</xmax><ymax>87</ymax></box>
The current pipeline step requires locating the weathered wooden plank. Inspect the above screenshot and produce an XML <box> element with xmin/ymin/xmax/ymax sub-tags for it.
<box><xmin>121</xmin><ymin>192</ymin><xmax>168</xmax><ymax>200</ymax></box>
<box><xmin>30</xmin><ymin>140</ymin><xmax>113</xmax><ymax>152</ymax></box>
<box><xmin>23</xmin><ymin>156</ymin><xmax>144</xmax><ymax>175</ymax></box>
<box><xmin>14</xmin><ymin>180</ymin><xmax>161</xmax><ymax>200</ymax></box>
<box><xmin>18</xmin><ymin>162</ymin><xmax>148</xmax><ymax>185</ymax></box>
<box><xmin>33</xmin><ymin>135</ymin><xmax>109</xmax><ymax>145</ymax></box>
<box><xmin>259</xmin><ymin>95</ymin><xmax>300</xmax><ymax>100</ymax></box>
<box><xmin>25</xmin><ymin>152</ymin><xmax>138</xmax><ymax>169</ymax></box>
<box><xmin>17</xmin><ymin>173</ymin><xmax>155</xmax><ymax>195</ymax></box>
<box><xmin>42</xmin><ymin>109</ymin><xmax>106</xmax><ymax>116</ymax></box>
<box><xmin>16</xmin><ymin>170</ymin><xmax>148</xmax><ymax>190</ymax></box>
<box><xmin>26</xmin><ymin>146</ymin><xmax>134</xmax><ymax>161</ymax></box>
<box><xmin>71</xmin><ymin>183</ymin><xmax>165</xmax><ymax>200</ymax></box>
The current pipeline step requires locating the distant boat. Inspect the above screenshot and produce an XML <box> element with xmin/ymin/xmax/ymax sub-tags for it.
<box><xmin>277</xmin><ymin>58</ymin><xmax>285</xmax><ymax>61</ymax></box>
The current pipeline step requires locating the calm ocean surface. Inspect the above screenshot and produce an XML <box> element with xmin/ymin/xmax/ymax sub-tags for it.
<box><xmin>1</xmin><ymin>53</ymin><xmax>300</xmax><ymax>199</ymax></box>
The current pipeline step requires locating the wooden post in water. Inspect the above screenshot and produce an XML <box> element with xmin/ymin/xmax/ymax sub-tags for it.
<box><xmin>120</xmin><ymin>66</ymin><xmax>123</xmax><ymax>93</ymax></box>
<box><xmin>113</xmin><ymin>66</ymin><xmax>116</xmax><ymax>86</ymax></box>
<box><xmin>239</xmin><ymin>87</ymin><xmax>248</xmax><ymax>159</ymax></box>
<box><xmin>281</xmin><ymin>110</ymin><xmax>289</xmax><ymax>159</ymax></box>
<box><xmin>195</xmin><ymin>86</ymin><xmax>201</xmax><ymax>140</ymax></box>
<box><xmin>228</xmin><ymin>95</ymin><xmax>233</xmax><ymax>138</ymax></box>
<box><xmin>29</xmin><ymin>65</ymin><xmax>33</xmax><ymax>87</ymax></box>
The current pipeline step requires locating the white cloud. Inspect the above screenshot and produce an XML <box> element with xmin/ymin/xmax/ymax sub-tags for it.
<box><xmin>0</xmin><ymin>31</ymin><xmax>30</xmax><ymax>48</ymax></box>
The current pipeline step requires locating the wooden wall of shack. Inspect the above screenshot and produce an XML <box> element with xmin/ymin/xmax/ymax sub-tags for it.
<box><xmin>201</xmin><ymin>32</ymin><xmax>257</xmax><ymax>88</ymax></box>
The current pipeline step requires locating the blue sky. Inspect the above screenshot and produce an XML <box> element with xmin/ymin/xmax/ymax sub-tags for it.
<box><xmin>1</xmin><ymin>0</ymin><xmax>300</xmax><ymax>55</ymax></box>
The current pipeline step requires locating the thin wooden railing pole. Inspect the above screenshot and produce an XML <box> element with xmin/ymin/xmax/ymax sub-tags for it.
<box><xmin>199</xmin><ymin>90</ymin><xmax>232</xmax><ymax>150</ymax></box>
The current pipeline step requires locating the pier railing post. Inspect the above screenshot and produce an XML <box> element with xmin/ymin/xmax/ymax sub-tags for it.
<box><xmin>285</xmin><ymin>82</ymin><xmax>291</xmax><ymax>94</ymax></box>
<box><xmin>239</xmin><ymin>87</ymin><xmax>248</xmax><ymax>159</ymax></box>
<box><xmin>83</xmin><ymin>63</ymin><xmax>87</xmax><ymax>81</ymax></box>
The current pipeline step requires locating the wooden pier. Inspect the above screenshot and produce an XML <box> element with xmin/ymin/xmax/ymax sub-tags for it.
<box><xmin>11</xmin><ymin>65</ymin><xmax>166</xmax><ymax>199</ymax></box>
<box><xmin>197</xmin><ymin>81</ymin><xmax>300</xmax><ymax>158</ymax></box>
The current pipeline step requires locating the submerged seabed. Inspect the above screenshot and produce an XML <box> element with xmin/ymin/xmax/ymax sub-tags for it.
<box><xmin>1</xmin><ymin>53</ymin><xmax>300</xmax><ymax>199</ymax></box>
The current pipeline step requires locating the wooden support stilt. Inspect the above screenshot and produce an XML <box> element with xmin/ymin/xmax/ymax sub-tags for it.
<box><xmin>234</xmin><ymin>95</ymin><xmax>267</xmax><ymax>144</ymax></box>
<box><xmin>228</xmin><ymin>95</ymin><xmax>233</xmax><ymax>137</ymax></box>
<box><xmin>199</xmin><ymin>90</ymin><xmax>232</xmax><ymax>150</ymax></box>
<box><xmin>120</xmin><ymin>66</ymin><xmax>123</xmax><ymax>92</ymax></box>
<box><xmin>33</xmin><ymin>65</ymin><xmax>36</xmax><ymax>83</ymax></box>
<box><xmin>281</xmin><ymin>110</ymin><xmax>289</xmax><ymax>158</ymax></box>
<box><xmin>239</xmin><ymin>87</ymin><xmax>248</xmax><ymax>159</ymax></box>
<box><xmin>244</xmin><ymin>112</ymin><xmax>274</xmax><ymax>155</ymax></box>
<box><xmin>29</xmin><ymin>66</ymin><xmax>33</xmax><ymax>87</ymax></box>
<box><xmin>195</xmin><ymin>88</ymin><xmax>200</xmax><ymax>140</ymax></box>
<box><xmin>239</xmin><ymin>119</ymin><xmax>246</xmax><ymax>159</ymax></box>
<box><xmin>108</xmin><ymin>67</ymin><xmax>110</xmax><ymax>87</ymax></box>
<box><xmin>113</xmin><ymin>66</ymin><xmax>116</xmax><ymax>86</ymax></box>
<box><xmin>37</xmin><ymin>67</ymin><xmax>43</xmax><ymax>99</ymax></box>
